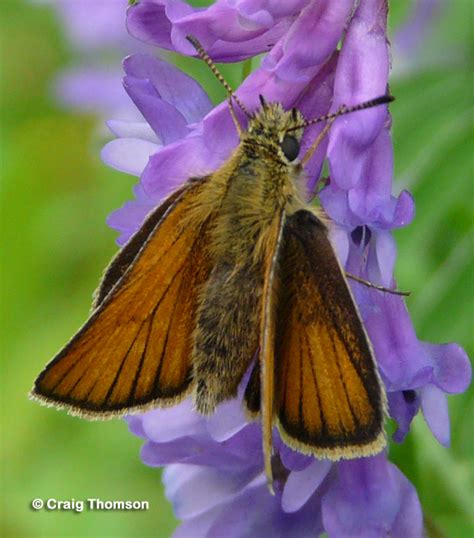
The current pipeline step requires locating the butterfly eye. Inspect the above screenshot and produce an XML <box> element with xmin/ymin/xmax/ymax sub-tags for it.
<box><xmin>280</xmin><ymin>135</ymin><xmax>300</xmax><ymax>162</ymax></box>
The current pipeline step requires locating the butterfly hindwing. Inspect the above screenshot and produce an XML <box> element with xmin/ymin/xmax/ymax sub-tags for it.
<box><xmin>32</xmin><ymin>177</ymin><xmax>214</xmax><ymax>418</ymax></box>
<box><xmin>275</xmin><ymin>210</ymin><xmax>386</xmax><ymax>458</ymax></box>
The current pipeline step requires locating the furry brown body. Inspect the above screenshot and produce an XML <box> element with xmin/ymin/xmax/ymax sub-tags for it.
<box><xmin>192</xmin><ymin>104</ymin><xmax>306</xmax><ymax>414</ymax></box>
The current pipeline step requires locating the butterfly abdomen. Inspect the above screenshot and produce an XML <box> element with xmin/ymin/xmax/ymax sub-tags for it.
<box><xmin>192</xmin><ymin>260</ymin><xmax>263</xmax><ymax>414</ymax></box>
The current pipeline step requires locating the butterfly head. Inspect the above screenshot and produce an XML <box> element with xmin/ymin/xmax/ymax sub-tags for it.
<box><xmin>245</xmin><ymin>98</ymin><xmax>305</xmax><ymax>164</ymax></box>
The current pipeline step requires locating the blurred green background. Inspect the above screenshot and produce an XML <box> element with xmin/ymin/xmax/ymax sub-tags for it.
<box><xmin>1</xmin><ymin>1</ymin><xmax>472</xmax><ymax>537</ymax></box>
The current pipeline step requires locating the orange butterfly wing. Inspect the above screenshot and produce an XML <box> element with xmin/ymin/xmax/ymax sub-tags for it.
<box><xmin>275</xmin><ymin>210</ymin><xmax>386</xmax><ymax>459</ymax></box>
<box><xmin>31</xmin><ymin>178</ymin><xmax>213</xmax><ymax>418</ymax></box>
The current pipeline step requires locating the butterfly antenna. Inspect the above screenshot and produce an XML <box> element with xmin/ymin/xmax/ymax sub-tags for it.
<box><xmin>302</xmin><ymin>95</ymin><xmax>394</xmax><ymax>129</ymax></box>
<box><xmin>299</xmin><ymin>95</ymin><xmax>394</xmax><ymax>166</ymax></box>
<box><xmin>186</xmin><ymin>35</ymin><xmax>251</xmax><ymax>134</ymax></box>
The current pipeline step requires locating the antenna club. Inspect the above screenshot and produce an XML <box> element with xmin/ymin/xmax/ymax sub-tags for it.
<box><xmin>357</xmin><ymin>94</ymin><xmax>395</xmax><ymax>109</ymax></box>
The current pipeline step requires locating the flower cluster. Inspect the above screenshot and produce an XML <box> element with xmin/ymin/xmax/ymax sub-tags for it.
<box><xmin>49</xmin><ymin>0</ymin><xmax>472</xmax><ymax>536</ymax></box>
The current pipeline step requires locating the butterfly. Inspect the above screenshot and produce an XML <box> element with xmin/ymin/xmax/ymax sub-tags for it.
<box><xmin>31</xmin><ymin>36</ymin><xmax>403</xmax><ymax>488</ymax></box>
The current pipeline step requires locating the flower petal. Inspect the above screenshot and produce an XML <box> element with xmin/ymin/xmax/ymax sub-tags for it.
<box><xmin>106</xmin><ymin>119</ymin><xmax>159</xmax><ymax>142</ymax></box>
<box><xmin>346</xmin><ymin>129</ymin><xmax>394</xmax><ymax>223</ymax></box>
<box><xmin>101</xmin><ymin>137</ymin><xmax>160</xmax><ymax>176</ymax></box>
<box><xmin>322</xmin><ymin>456</ymin><xmax>422</xmax><ymax>537</ymax></box>
<box><xmin>126</xmin><ymin>1</ymin><xmax>174</xmax><ymax>50</ymax></box>
<box><xmin>205</xmin><ymin>399</ymin><xmax>248</xmax><ymax>442</ymax></box>
<box><xmin>422</xmin><ymin>341</ymin><xmax>472</xmax><ymax>394</ymax></box>
<box><xmin>392</xmin><ymin>189</ymin><xmax>415</xmax><ymax>228</ymax></box>
<box><xmin>328</xmin><ymin>0</ymin><xmax>390</xmax><ymax>192</ymax></box>
<box><xmin>421</xmin><ymin>384</ymin><xmax>450</xmax><ymax>446</ymax></box>
<box><xmin>123</xmin><ymin>74</ymin><xmax>189</xmax><ymax>144</ymax></box>
<box><xmin>141</xmin><ymin>437</ymin><xmax>245</xmax><ymax>469</ymax></box>
<box><xmin>278</xmin><ymin>442</ymin><xmax>313</xmax><ymax>472</ymax></box>
<box><xmin>274</xmin><ymin>0</ymin><xmax>353</xmax><ymax>82</ymax></box>
<box><xmin>141</xmin><ymin>134</ymin><xmax>213</xmax><ymax>199</ymax></box>
<box><xmin>140</xmin><ymin>400</ymin><xmax>203</xmax><ymax>443</ymax></box>
<box><xmin>208</xmin><ymin>480</ymin><xmax>324</xmax><ymax>538</ymax></box>
<box><xmin>124</xmin><ymin>53</ymin><xmax>212</xmax><ymax>123</ymax></box>
<box><xmin>371</xmin><ymin>229</ymin><xmax>397</xmax><ymax>287</ymax></box>
<box><xmin>163</xmin><ymin>463</ymin><xmax>260</xmax><ymax>519</ymax></box>
<box><xmin>363</xmin><ymin>290</ymin><xmax>434</xmax><ymax>391</ymax></box>
<box><xmin>282</xmin><ymin>460</ymin><xmax>332</xmax><ymax>513</ymax></box>
<box><xmin>127</xmin><ymin>0</ymin><xmax>292</xmax><ymax>62</ymax></box>
<box><xmin>106</xmin><ymin>195</ymin><xmax>156</xmax><ymax>245</ymax></box>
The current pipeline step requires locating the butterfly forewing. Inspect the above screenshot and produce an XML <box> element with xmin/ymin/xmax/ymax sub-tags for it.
<box><xmin>93</xmin><ymin>181</ymin><xmax>195</xmax><ymax>308</ymax></box>
<box><xmin>275</xmin><ymin>210</ymin><xmax>386</xmax><ymax>458</ymax></box>
<box><xmin>32</xmin><ymin>178</ymin><xmax>214</xmax><ymax>417</ymax></box>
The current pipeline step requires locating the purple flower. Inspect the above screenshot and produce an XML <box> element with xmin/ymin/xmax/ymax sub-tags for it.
<box><xmin>102</xmin><ymin>52</ymin><xmax>212</xmax><ymax>239</ymax></box>
<box><xmin>97</xmin><ymin>0</ymin><xmax>472</xmax><ymax>536</ymax></box>
<box><xmin>344</xmin><ymin>240</ymin><xmax>471</xmax><ymax>444</ymax></box>
<box><xmin>128</xmin><ymin>394</ymin><xmax>424</xmax><ymax>536</ymax></box>
<box><xmin>321</xmin><ymin>456</ymin><xmax>424</xmax><ymax>537</ymax></box>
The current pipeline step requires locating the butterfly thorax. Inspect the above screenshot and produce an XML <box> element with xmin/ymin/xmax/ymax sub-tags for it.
<box><xmin>209</xmin><ymin>103</ymin><xmax>306</xmax><ymax>265</ymax></box>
